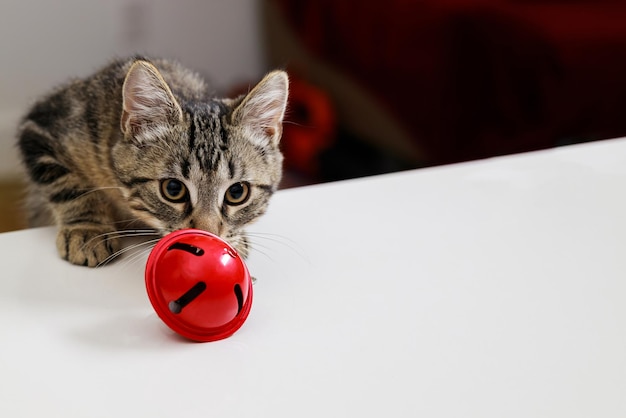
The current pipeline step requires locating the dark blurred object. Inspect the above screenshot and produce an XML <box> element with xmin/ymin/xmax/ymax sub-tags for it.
<box><xmin>319</xmin><ymin>127</ymin><xmax>415</xmax><ymax>183</ymax></box>
<box><xmin>264</xmin><ymin>0</ymin><xmax>626</xmax><ymax>171</ymax></box>
<box><xmin>281</xmin><ymin>75</ymin><xmax>336</xmax><ymax>180</ymax></box>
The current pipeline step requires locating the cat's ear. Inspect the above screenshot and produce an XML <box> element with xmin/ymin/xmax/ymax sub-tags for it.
<box><xmin>232</xmin><ymin>70</ymin><xmax>289</xmax><ymax>147</ymax></box>
<box><xmin>121</xmin><ymin>60</ymin><xmax>183</xmax><ymax>142</ymax></box>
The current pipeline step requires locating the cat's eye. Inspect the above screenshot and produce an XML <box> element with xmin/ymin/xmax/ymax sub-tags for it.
<box><xmin>160</xmin><ymin>179</ymin><xmax>189</xmax><ymax>203</ymax></box>
<box><xmin>225</xmin><ymin>182</ymin><xmax>250</xmax><ymax>206</ymax></box>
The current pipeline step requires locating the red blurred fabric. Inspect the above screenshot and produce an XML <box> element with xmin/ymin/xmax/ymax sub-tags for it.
<box><xmin>281</xmin><ymin>75</ymin><xmax>336</xmax><ymax>177</ymax></box>
<box><xmin>274</xmin><ymin>0</ymin><xmax>626</xmax><ymax>166</ymax></box>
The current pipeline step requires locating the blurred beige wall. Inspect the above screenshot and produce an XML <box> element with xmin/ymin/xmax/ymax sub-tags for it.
<box><xmin>0</xmin><ymin>0</ymin><xmax>266</xmax><ymax>179</ymax></box>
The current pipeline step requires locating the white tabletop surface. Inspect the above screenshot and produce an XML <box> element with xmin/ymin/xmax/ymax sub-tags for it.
<box><xmin>2</xmin><ymin>138</ymin><xmax>626</xmax><ymax>417</ymax></box>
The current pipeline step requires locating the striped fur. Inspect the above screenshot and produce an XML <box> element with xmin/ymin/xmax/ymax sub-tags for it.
<box><xmin>18</xmin><ymin>56</ymin><xmax>288</xmax><ymax>266</ymax></box>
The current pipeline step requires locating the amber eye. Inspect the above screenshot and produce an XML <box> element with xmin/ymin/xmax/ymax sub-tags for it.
<box><xmin>225</xmin><ymin>182</ymin><xmax>250</xmax><ymax>206</ymax></box>
<box><xmin>160</xmin><ymin>179</ymin><xmax>188</xmax><ymax>203</ymax></box>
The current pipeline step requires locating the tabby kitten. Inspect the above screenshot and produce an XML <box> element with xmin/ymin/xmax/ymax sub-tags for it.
<box><xmin>17</xmin><ymin>56</ymin><xmax>288</xmax><ymax>267</ymax></box>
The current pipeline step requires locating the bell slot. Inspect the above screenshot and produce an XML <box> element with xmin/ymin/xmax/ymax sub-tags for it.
<box><xmin>168</xmin><ymin>281</ymin><xmax>207</xmax><ymax>314</ymax></box>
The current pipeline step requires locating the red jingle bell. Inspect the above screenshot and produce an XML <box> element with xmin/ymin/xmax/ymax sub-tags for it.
<box><xmin>145</xmin><ymin>229</ymin><xmax>253</xmax><ymax>342</ymax></box>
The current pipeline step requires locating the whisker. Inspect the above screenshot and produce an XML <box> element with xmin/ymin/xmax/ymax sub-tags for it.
<box><xmin>246</xmin><ymin>231</ymin><xmax>309</xmax><ymax>263</ymax></box>
<box><xmin>96</xmin><ymin>237</ymin><xmax>161</xmax><ymax>268</ymax></box>
<box><xmin>96</xmin><ymin>242</ymin><xmax>142</xmax><ymax>268</ymax></box>
<box><xmin>116</xmin><ymin>241</ymin><xmax>159</xmax><ymax>271</ymax></box>
<box><xmin>109</xmin><ymin>217</ymin><xmax>148</xmax><ymax>226</ymax></box>
<box><xmin>283</xmin><ymin>120</ymin><xmax>307</xmax><ymax>128</ymax></box>
<box><xmin>89</xmin><ymin>232</ymin><xmax>159</xmax><ymax>266</ymax></box>
<box><xmin>74</xmin><ymin>186</ymin><xmax>127</xmax><ymax>198</ymax></box>
<box><xmin>80</xmin><ymin>229</ymin><xmax>159</xmax><ymax>254</ymax></box>
<box><xmin>118</xmin><ymin>217</ymin><xmax>155</xmax><ymax>230</ymax></box>
<box><xmin>246</xmin><ymin>238</ymin><xmax>277</xmax><ymax>263</ymax></box>
<box><xmin>246</xmin><ymin>231</ymin><xmax>303</xmax><ymax>247</ymax></box>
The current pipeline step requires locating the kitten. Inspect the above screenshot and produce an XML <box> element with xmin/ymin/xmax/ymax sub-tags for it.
<box><xmin>17</xmin><ymin>56</ymin><xmax>288</xmax><ymax>267</ymax></box>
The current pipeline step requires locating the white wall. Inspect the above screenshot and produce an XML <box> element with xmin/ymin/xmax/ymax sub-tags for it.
<box><xmin>0</xmin><ymin>0</ymin><xmax>265</xmax><ymax>178</ymax></box>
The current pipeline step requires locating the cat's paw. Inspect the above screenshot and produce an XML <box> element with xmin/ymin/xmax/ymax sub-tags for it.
<box><xmin>56</xmin><ymin>226</ymin><xmax>121</xmax><ymax>267</ymax></box>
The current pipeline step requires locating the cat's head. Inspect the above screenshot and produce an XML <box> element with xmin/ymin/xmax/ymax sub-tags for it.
<box><xmin>112</xmin><ymin>60</ymin><xmax>288</xmax><ymax>257</ymax></box>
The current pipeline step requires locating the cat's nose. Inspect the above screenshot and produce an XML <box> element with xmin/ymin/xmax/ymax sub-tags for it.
<box><xmin>191</xmin><ymin>217</ymin><xmax>223</xmax><ymax>237</ymax></box>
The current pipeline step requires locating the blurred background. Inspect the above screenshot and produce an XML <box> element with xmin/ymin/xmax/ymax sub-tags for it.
<box><xmin>4</xmin><ymin>0</ymin><xmax>626</xmax><ymax>232</ymax></box>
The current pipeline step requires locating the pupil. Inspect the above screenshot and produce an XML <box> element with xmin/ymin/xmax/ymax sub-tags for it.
<box><xmin>167</xmin><ymin>181</ymin><xmax>182</xmax><ymax>196</ymax></box>
<box><xmin>230</xmin><ymin>184</ymin><xmax>243</xmax><ymax>199</ymax></box>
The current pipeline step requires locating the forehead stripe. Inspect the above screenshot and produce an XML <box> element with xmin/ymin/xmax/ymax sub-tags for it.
<box><xmin>228</xmin><ymin>159</ymin><xmax>236</xmax><ymax>179</ymax></box>
<box><xmin>188</xmin><ymin>116</ymin><xmax>196</xmax><ymax>153</ymax></box>
<box><xmin>181</xmin><ymin>158</ymin><xmax>191</xmax><ymax>179</ymax></box>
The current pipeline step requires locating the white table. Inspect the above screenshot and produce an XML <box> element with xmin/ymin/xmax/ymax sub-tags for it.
<box><xmin>2</xmin><ymin>138</ymin><xmax>626</xmax><ymax>417</ymax></box>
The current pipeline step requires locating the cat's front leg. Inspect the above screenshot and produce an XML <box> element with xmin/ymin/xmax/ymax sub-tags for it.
<box><xmin>49</xmin><ymin>188</ymin><xmax>121</xmax><ymax>267</ymax></box>
<box><xmin>56</xmin><ymin>224</ymin><xmax>120</xmax><ymax>267</ymax></box>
